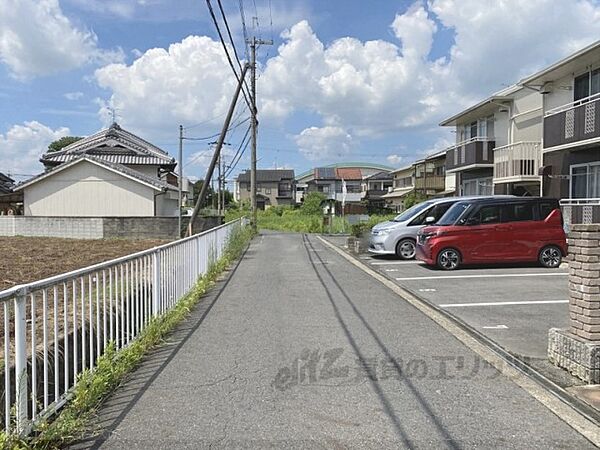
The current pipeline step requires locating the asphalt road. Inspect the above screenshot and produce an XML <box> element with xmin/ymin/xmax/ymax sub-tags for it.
<box><xmin>342</xmin><ymin>240</ymin><xmax>570</xmax><ymax>360</ymax></box>
<box><xmin>79</xmin><ymin>232</ymin><xmax>593</xmax><ymax>449</ymax></box>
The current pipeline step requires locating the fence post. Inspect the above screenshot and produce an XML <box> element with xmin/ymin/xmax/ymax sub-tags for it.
<box><xmin>14</xmin><ymin>290</ymin><xmax>28</xmax><ymax>433</ymax></box>
<box><xmin>152</xmin><ymin>251</ymin><xmax>161</xmax><ymax>317</ymax></box>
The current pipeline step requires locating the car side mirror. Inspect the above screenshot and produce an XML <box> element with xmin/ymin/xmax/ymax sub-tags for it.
<box><xmin>465</xmin><ymin>217</ymin><xmax>480</xmax><ymax>226</ymax></box>
<box><xmin>425</xmin><ymin>216</ymin><xmax>436</xmax><ymax>224</ymax></box>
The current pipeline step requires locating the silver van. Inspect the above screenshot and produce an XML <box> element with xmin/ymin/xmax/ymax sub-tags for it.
<box><xmin>369</xmin><ymin>196</ymin><xmax>503</xmax><ymax>259</ymax></box>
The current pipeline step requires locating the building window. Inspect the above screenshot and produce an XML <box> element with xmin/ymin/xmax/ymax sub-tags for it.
<box><xmin>571</xmin><ymin>162</ymin><xmax>600</xmax><ymax>198</ymax></box>
<box><xmin>246</xmin><ymin>183</ymin><xmax>250</xmax><ymax>191</ymax></box>
<box><xmin>461</xmin><ymin>177</ymin><xmax>493</xmax><ymax>196</ymax></box>
<box><xmin>470</xmin><ymin>121</ymin><xmax>477</xmax><ymax>139</ymax></box>
<box><xmin>265</xmin><ymin>187</ymin><xmax>271</xmax><ymax>195</ymax></box>
<box><xmin>574</xmin><ymin>68</ymin><xmax>600</xmax><ymax>102</ymax></box>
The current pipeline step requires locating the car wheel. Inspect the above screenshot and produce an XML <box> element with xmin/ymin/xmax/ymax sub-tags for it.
<box><xmin>396</xmin><ymin>238</ymin><xmax>416</xmax><ymax>260</ymax></box>
<box><xmin>539</xmin><ymin>245</ymin><xmax>562</xmax><ymax>268</ymax></box>
<box><xmin>437</xmin><ymin>248</ymin><xmax>461</xmax><ymax>270</ymax></box>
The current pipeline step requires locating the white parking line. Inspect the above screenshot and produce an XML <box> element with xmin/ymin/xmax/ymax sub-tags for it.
<box><xmin>371</xmin><ymin>261</ymin><xmax>421</xmax><ymax>265</ymax></box>
<box><xmin>440</xmin><ymin>300</ymin><xmax>569</xmax><ymax>308</ymax></box>
<box><xmin>482</xmin><ymin>325</ymin><xmax>509</xmax><ymax>329</ymax></box>
<box><xmin>385</xmin><ymin>269</ymin><xmax>399</xmax><ymax>272</ymax></box>
<box><xmin>396</xmin><ymin>273</ymin><xmax>568</xmax><ymax>281</ymax></box>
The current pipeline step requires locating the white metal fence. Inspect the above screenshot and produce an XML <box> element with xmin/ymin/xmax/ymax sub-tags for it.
<box><xmin>0</xmin><ymin>218</ymin><xmax>245</xmax><ymax>435</ymax></box>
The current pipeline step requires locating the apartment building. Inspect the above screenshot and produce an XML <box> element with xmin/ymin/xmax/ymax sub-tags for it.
<box><xmin>440</xmin><ymin>83</ymin><xmax>543</xmax><ymax>197</ymax></box>
<box><xmin>382</xmin><ymin>165</ymin><xmax>414</xmax><ymax>212</ymax></box>
<box><xmin>519</xmin><ymin>41</ymin><xmax>600</xmax><ymax>205</ymax></box>
<box><xmin>413</xmin><ymin>150</ymin><xmax>447</xmax><ymax>196</ymax></box>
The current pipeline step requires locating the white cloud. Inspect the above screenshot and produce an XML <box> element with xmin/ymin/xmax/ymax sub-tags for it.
<box><xmin>64</xmin><ymin>91</ymin><xmax>84</xmax><ymax>101</ymax></box>
<box><xmin>294</xmin><ymin>126</ymin><xmax>354</xmax><ymax>161</ymax></box>
<box><xmin>90</xmin><ymin>1</ymin><xmax>600</xmax><ymax>164</ymax></box>
<box><xmin>386</xmin><ymin>154</ymin><xmax>403</xmax><ymax>166</ymax></box>
<box><xmin>95</xmin><ymin>36</ymin><xmax>239</xmax><ymax>137</ymax></box>
<box><xmin>0</xmin><ymin>0</ymin><xmax>123</xmax><ymax>79</ymax></box>
<box><xmin>0</xmin><ymin>121</ymin><xmax>70</xmax><ymax>177</ymax></box>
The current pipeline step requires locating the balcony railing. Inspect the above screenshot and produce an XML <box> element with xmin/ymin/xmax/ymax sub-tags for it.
<box><xmin>560</xmin><ymin>198</ymin><xmax>600</xmax><ymax>231</ymax></box>
<box><xmin>493</xmin><ymin>141</ymin><xmax>541</xmax><ymax>183</ymax></box>
<box><xmin>544</xmin><ymin>94</ymin><xmax>600</xmax><ymax>149</ymax></box>
<box><xmin>445</xmin><ymin>137</ymin><xmax>495</xmax><ymax>172</ymax></box>
<box><xmin>414</xmin><ymin>175</ymin><xmax>445</xmax><ymax>191</ymax></box>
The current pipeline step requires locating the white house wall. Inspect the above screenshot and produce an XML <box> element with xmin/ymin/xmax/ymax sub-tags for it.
<box><xmin>511</xmin><ymin>88</ymin><xmax>543</xmax><ymax>142</ymax></box>
<box><xmin>544</xmin><ymin>73</ymin><xmax>574</xmax><ymax>111</ymax></box>
<box><xmin>24</xmin><ymin>160</ymin><xmax>156</xmax><ymax>217</ymax></box>
<box><xmin>155</xmin><ymin>190</ymin><xmax>179</xmax><ymax>216</ymax></box>
<box><xmin>127</xmin><ymin>164</ymin><xmax>160</xmax><ymax>178</ymax></box>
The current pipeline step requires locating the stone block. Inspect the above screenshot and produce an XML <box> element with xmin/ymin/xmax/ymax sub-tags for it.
<box><xmin>548</xmin><ymin>328</ymin><xmax>600</xmax><ymax>383</ymax></box>
<box><xmin>573</xmin><ymin>224</ymin><xmax>600</xmax><ymax>232</ymax></box>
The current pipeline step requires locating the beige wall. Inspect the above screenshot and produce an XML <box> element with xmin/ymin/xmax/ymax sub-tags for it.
<box><xmin>511</xmin><ymin>88</ymin><xmax>543</xmax><ymax>143</ymax></box>
<box><xmin>238</xmin><ymin>181</ymin><xmax>294</xmax><ymax>206</ymax></box>
<box><xmin>24</xmin><ymin>160</ymin><xmax>156</xmax><ymax>216</ymax></box>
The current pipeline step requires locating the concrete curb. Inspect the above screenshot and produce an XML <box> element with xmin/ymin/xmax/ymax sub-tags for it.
<box><xmin>316</xmin><ymin>235</ymin><xmax>600</xmax><ymax>447</ymax></box>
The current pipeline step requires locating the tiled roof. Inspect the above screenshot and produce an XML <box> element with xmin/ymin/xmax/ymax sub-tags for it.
<box><xmin>16</xmin><ymin>155</ymin><xmax>176</xmax><ymax>192</ymax></box>
<box><xmin>335</xmin><ymin>168</ymin><xmax>362</xmax><ymax>180</ymax></box>
<box><xmin>41</xmin><ymin>122</ymin><xmax>175</xmax><ymax>166</ymax></box>
<box><xmin>0</xmin><ymin>172</ymin><xmax>14</xmax><ymax>194</ymax></box>
<box><xmin>237</xmin><ymin>169</ymin><xmax>295</xmax><ymax>183</ymax></box>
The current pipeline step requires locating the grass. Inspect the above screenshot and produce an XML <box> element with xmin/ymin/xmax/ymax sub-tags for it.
<box><xmin>0</xmin><ymin>225</ymin><xmax>255</xmax><ymax>450</ymax></box>
<box><xmin>226</xmin><ymin>206</ymin><xmax>396</xmax><ymax>235</ymax></box>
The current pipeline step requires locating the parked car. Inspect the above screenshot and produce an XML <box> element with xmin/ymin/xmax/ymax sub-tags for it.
<box><xmin>369</xmin><ymin>196</ymin><xmax>502</xmax><ymax>259</ymax></box>
<box><xmin>415</xmin><ymin>197</ymin><xmax>567</xmax><ymax>270</ymax></box>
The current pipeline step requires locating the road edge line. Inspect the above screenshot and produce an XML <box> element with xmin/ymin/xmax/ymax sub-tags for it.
<box><xmin>316</xmin><ymin>235</ymin><xmax>600</xmax><ymax>446</ymax></box>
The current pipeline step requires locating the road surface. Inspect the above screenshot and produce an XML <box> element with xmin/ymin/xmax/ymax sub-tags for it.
<box><xmin>77</xmin><ymin>232</ymin><xmax>595</xmax><ymax>449</ymax></box>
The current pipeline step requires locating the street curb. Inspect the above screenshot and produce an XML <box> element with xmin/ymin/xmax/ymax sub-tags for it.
<box><xmin>316</xmin><ymin>235</ymin><xmax>600</xmax><ymax>447</ymax></box>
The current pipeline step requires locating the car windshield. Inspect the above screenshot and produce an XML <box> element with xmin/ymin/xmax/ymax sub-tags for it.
<box><xmin>436</xmin><ymin>201</ymin><xmax>471</xmax><ymax>225</ymax></box>
<box><xmin>393</xmin><ymin>201</ymin><xmax>432</xmax><ymax>222</ymax></box>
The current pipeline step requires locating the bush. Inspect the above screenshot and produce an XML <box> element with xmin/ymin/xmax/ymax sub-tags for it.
<box><xmin>300</xmin><ymin>192</ymin><xmax>326</xmax><ymax>215</ymax></box>
<box><xmin>403</xmin><ymin>192</ymin><xmax>427</xmax><ymax>209</ymax></box>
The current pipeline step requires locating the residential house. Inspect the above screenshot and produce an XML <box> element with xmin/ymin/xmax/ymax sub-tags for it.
<box><xmin>16</xmin><ymin>122</ymin><xmax>181</xmax><ymax>217</ymax></box>
<box><xmin>519</xmin><ymin>40</ymin><xmax>600</xmax><ymax>220</ymax></box>
<box><xmin>440</xmin><ymin>83</ymin><xmax>543</xmax><ymax>197</ymax></box>
<box><xmin>363</xmin><ymin>171</ymin><xmax>394</xmax><ymax>211</ymax></box>
<box><xmin>295</xmin><ymin>163</ymin><xmax>393</xmax><ymax>204</ymax></box>
<box><xmin>413</xmin><ymin>150</ymin><xmax>447</xmax><ymax>197</ymax></box>
<box><xmin>382</xmin><ymin>165</ymin><xmax>414</xmax><ymax>212</ymax></box>
<box><xmin>235</xmin><ymin>169</ymin><xmax>295</xmax><ymax>209</ymax></box>
<box><xmin>0</xmin><ymin>173</ymin><xmax>21</xmax><ymax>214</ymax></box>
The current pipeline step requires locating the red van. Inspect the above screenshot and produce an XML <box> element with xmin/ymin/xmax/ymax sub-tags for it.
<box><xmin>415</xmin><ymin>197</ymin><xmax>567</xmax><ymax>270</ymax></box>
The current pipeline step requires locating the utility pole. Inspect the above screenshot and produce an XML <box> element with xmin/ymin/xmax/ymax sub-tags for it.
<box><xmin>217</xmin><ymin>151</ymin><xmax>222</xmax><ymax>215</ymax></box>
<box><xmin>247</xmin><ymin>36</ymin><xmax>272</xmax><ymax>231</ymax></box>
<box><xmin>187</xmin><ymin>63</ymin><xmax>250</xmax><ymax>236</ymax></box>
<box><xmin>178</xmin><ymin>124</ymin><xmax>183</xmax><ymax>238</ymax></box>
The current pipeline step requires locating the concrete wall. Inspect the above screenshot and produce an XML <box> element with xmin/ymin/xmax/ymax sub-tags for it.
<box><xmin>24</xmin><ymin>160</ymin><xmax>155</xmax><ymax>217</ymax></box>
<box><xmin>0</xmin><ymin>216</ymin><xmax>222</xmax><ymax>240</ymax></box>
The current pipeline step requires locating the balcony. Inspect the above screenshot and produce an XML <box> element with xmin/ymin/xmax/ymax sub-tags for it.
<box><xmin>445</xmin><ymin>137</ymin><xmax>495</xmax><ymax>172</ymax></box>
<box><xmin>414</xmin><ymin>175</ymin><xmax>445</xmax><ymax>192</ymax></box>
<box><xmin>544</xmin><ymin>94</ymin><xmax>600</xmax><ymax>149</ymax></box>
<box><xmin>365</xmin><ymin>189</ymin><xmax>390</xmax><ymax>198</ymax></box>
<box><xmin>493</xmin><ymin>141</ymin><xmax>541</xmax><ymax>184</ymax></box>
<box><xmin>560</xmin><ymin>198</ymin><xmax>600</xmax><ymax>230</ymax></box>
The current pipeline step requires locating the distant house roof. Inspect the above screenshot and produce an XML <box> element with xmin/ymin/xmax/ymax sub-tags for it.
<box><xmin>365</xmin><ymin>171</ymin><xmax>393</xmax><ymax>181</ymax></box>
<box><xmin>296</xmin><ymin>162</ymin><xmax>394</xmax><ymax>181</ymax></box>
<box><xmin>336</xmin><ymin>168</ymin><xmax>362</xmax><ymax>180</ymax></box>
<box><xmin>0</xmin><ymin>172</ymin><xmax>14</xmax><ymax>194</ymax></box>
<box><xmin>16</xmin><ymin>155</ymin><xmax>177</xmax><ymax>192</ymax></box>
<box><xmin>237</xmin><ymin>169</ymin><xmax>295</xmax><ymax>183</ymax></box>
<box><xmin>40</xmin><ymin>122</ymin><xmax>176</xmax><ymax>168</ymax></box>
<box><xmin>314</xmin><ymin>167</ymin><xmax>337</xmax><ymax>180</ymax></box>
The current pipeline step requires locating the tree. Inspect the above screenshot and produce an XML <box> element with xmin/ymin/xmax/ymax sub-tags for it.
<box><xmin>301</xmin><ymin>192</ymin><xmax>326</xmax><ymax>215</ymax></box>
<box><xmin>47</xmin><ymin>136</ymin><xmax>83</xmax><ymax>153</ymax></box>
<box><xmin>403</xmin><ymin>191</ymin><xmax>427</xmax><ymax>209</ymax></box>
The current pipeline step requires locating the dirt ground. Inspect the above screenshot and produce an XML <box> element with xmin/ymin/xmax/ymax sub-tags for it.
<box><xmin>0</xmin><ymin>237</ymin><xmax>169</xmax><ymax>291</ymax></box>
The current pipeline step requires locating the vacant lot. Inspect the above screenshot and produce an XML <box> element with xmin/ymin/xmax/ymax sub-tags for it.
<box><xmin>0</xmin><ymin>237</ymin><xmax>169</xmax><ymax>291</ymax></box>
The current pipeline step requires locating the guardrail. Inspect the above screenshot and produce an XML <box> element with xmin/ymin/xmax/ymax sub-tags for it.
<box><xmin>560</xmin><ymin>198</ymin><xmax>600</xmax><ymax>231</ymax></box>
<box><xmin>545</xmin><ymin>92</ymin><xmax>600</xmax><ymax>117</ymax></box>
<box><xmin>0</xmin><ymin>218</ymin><xmax>246</xmax><ymax>435</ymax></box>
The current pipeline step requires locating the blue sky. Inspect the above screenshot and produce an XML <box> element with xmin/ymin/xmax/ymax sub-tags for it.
<box><xmin>1</xmin><ymin>0</ymin><xmax>600</xmax><ymax>183</ymax></box>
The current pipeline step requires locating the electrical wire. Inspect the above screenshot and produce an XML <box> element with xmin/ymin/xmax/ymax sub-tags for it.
<box><xmin>205</xmin><ymin>0</ymin><xmax>252</xmax><ymax>108</ymax></box>
<box><xmin>225</xmin><ymin>124</ymin><xmax>252</xmax><ymax>177</ymax></box>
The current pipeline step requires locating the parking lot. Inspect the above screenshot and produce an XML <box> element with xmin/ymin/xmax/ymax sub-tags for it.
<box><xmin>353</xmin><ymin>249</ymin><xmax>570</xmax><ymax>360</ymax></box>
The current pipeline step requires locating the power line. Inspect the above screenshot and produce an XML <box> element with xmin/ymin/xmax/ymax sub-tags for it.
<box><xmin>225</xmin><ymin>124</ymin><xmax>252</xmax><ymax>177</ymax></box>
<box><xmin>238</xmin><ymin>0</ymin><xmax>250</xmax><ymax>60</ymax></box>
<box><xmin>205</xmin><ymin>0</ymin><xmax>252</xmax><ymax>109</ymax></box>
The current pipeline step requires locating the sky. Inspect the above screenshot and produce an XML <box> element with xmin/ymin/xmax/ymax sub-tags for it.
<box><xmin>1</xmin><ymin>0</ymin><xmax>600</xmax><ymax>184</ymax></box>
